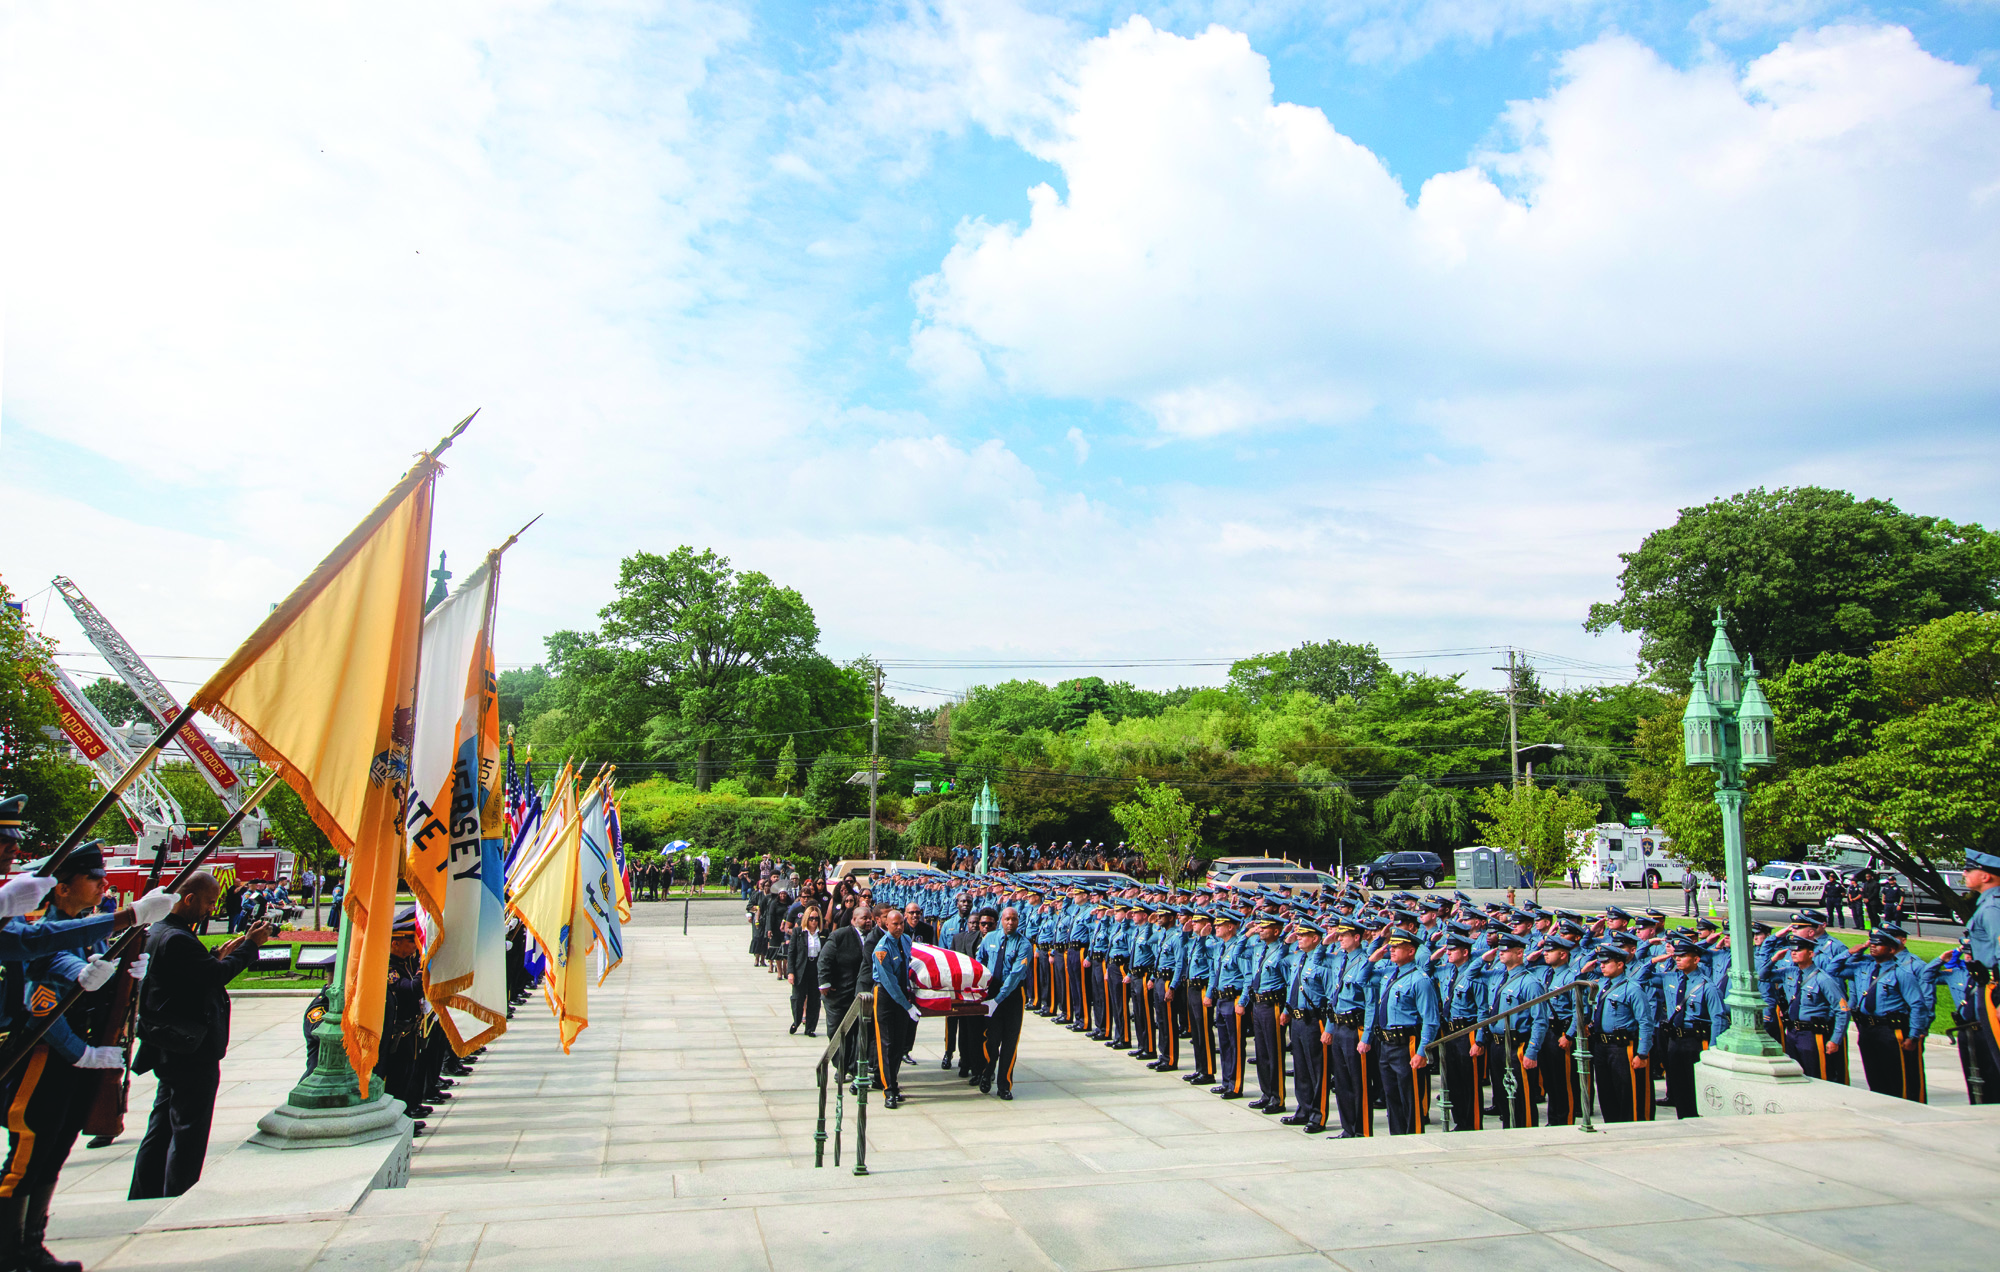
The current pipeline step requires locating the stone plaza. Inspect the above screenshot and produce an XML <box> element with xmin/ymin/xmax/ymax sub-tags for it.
<box><xmin>50</xmin><ymin>903</ymin><xmax>2000</xmax><ymax>1272</ymax></box>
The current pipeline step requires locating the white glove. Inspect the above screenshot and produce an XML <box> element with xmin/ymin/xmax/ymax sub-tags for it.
<box><xmin>131</xmin><ymin>888</ymin><xmax>177</xmax><ymax>925</ymax></box>
<box><xmin>77</xmin><ymin>954</ymin><xmax>119</xmax><ymax>992</ymax></box>
<box><xmin>0</xmin><ymin>873</ymin><xmax>56</xmax><ymax>919</ymax></box>
<box><xmin>76</xmin><ymin>1045</ymin><xmax>125</xmax><ymax>1070</ymax></box>
<box><xmin>907</xmin><ymin>1006</ymin><xmax>922</xmax><ymax>1023</ymax></box>
<box><xmin>983</xmin><ymin>999</ymin><xmax>998</xmax><ymax>1017</ymax></box>
<box><xmin>129</xmin><ymin>953</ymin><xmax>150</xmax><ymax>982</ymax></box>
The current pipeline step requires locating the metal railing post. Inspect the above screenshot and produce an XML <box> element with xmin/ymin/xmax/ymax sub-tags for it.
<box><xmin>1573</xmin><ymin>984</ymin><xmax>1597</xmax><ymax>1134</ymax></box>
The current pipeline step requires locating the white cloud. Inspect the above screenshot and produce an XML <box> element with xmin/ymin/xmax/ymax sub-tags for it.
<box><xmin>1065</xmin><ymin>426</ymin><xmax>1091</xmax><ymax>462</ymax></box>
<box><xmin>912</xmin><ymin>19</ymin><xmax>2000</xmax><ymax>460</ymax></box>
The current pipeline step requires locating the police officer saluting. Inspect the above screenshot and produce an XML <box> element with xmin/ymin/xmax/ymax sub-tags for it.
<box><xmin>1361</xmin><ymin>930</ymin><xmax>1439</xmax><ymax>1135</ymax></box>
<box><xmin>1956</xmin><ymin>847</ymin><xmax>2000</xmax><ymax>1101</ymax></box>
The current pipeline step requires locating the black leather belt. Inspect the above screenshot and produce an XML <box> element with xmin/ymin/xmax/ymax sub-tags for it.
<box><xmin>1853</xmin><ymin>1012</ymin><xmax>1908</xmax><ymax>1028</ymax></box>
<box><xmin>1448</xmin><ymin>1018</ymin><xmax>1480</xmax><ymax>1030</ymax></box>
<box><xmin>1381</xmin><ymin>1025</ymin><xmax>1419</xmax><ymax>1041</ymax></box>
<box><xmin>1188</xmin><ymin>977</ymin><xmax>1209</xmax><ymax>989</ymax></box>
<box><xmin>1596</xmin><ymin>1029</ymin><xmax>1638</xmax><ymax>1044</ymax></box>
<box><xmin>1663</xmin><ymin>1025</ymin><xmax>1709</xmax><ymax>1040</ymax></box>
<box><xmin>1254</xmin><ymin>992</ymin><xmax>1283</xmax><ymax>1006</ymax></box>
<box><xmin>1331</xmin><ymin>1010</ymin><xmax>1362</xmax><ymax>1026</ymax></box>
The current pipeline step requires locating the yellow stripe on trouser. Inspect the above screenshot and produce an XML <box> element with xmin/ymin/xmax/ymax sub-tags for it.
<box><xmin>1232</xmin><ymin>1009</ymin><xmax>1247</xmax><ymax>1094</ymax></box>
<box><xmin>1317</xmin><ymin>1038</ymin><xmax>1329</xmax><ymax>1124</ymax></box>
<box><xmin>1516</xmin><ymin>1045</ymin><xmax>1535</xmax><ymax>1127</ymax></box>
<box><xmin>872</xmin><ymin>988</ymin><xmax>890</xmax><ymax>1088</ymax></box>
<box><xmin>1</xmin><ymin>1048</ymin><xmax>48</xmax><ymax>1199</ymax></box>
<box><xmin>1410</xmin><ymin>1038</ymin><xmax>1424</xmax><ymax>1134</ymax></box>
<box><xmin>1471</xmin><ymin>1052</ymin><xmax>1483</xmax><ymax>1130</ymax></box>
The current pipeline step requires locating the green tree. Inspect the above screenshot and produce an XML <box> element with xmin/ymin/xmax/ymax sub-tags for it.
<box><xmin>82</xmin><ymin>677</ymin><xmax>145</xmax><ymax>726</ymax></box>
<box><xmin>545</xmin><ymin>547</ymin><xmax>824</xmax><ymax>790</ymax></box>
<box><xmin>1757</xmin><ymin>612</ymin><xmax>2000</xmax><ymax>917</ymax></box>
<box><xmin>261</xmin><ymin>773</ymin><xmax>337</xmax><ymax>880</ymax></box>
<box><xmin>1230</xmin><ymin>640</ymin><xmax>1389</xmax><ymax>704</ymax></box>
<box><xmin>1586</xmin><ymin>487</ymin><xmax>2000</xmax><ymax>676</ymax></box>
<box><xmin>0</xmin><ymin>585</ymin><xmax>99</xmax><ymax>847</ymax></box>
<box><xmin>496</xmin><ymin>665</ymin><xmax>551</xmax><ymax>730</ymax></box>
<box><xmin>1472</xmin><ymin>780</ymin><xmax>1604</xmax><ymax>900</ymax></box>
<box><xmin>774</xmin><ymin>735</ymin><xmax>799</xmax><ymax>795</ymax></box>
<box><xmin>801</xmin><ymin>750</ymin><xmax>866</xmax><ymax>821</ymax></box>
<box><xmin>1111</xmin><ymin>778</ymin><xmax>1211</xmax><ymax>884</ymax></box>
<box><xmin>1371</xmin><ymin>775</ymin><xmax>1470</xmax><ymax>855</ymax></box>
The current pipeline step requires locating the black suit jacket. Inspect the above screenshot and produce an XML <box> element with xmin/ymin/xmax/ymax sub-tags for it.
<box><xmin>134</xmin><ymin>914</ymin><xmax>254</xmax><ymax>1068</ymax></box>
<box><xmin>787</xmin><ymin>928</ymin><xmax>823</xmax><ymax>979</ymax></box>
<box><xmin>817</xmin><ymin>925</ymin><xmax>865</xmax><ymax>997</ymax></box>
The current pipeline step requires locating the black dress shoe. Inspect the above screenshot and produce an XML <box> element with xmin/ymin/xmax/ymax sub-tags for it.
<box><xmin>789</xmin><ymin>1023</ymin><xmax>799</xmax><ymax>1035</ymax></box>
<box><xmin>1260</xmin><ymin>1105</ymin><xmax>1287</xmax><ymax>1116</ymax></box>
<box><xmin>804</xmin><ymin>1031</ymin><xmax>817</xmax><ymax>1038</ymax></box>
<box><xmin>1303</xmin><ymin>1123</ymin><xmax>1328</xmax><ymax>1135</ymax></box>
<box><xmin>1335</xmin><ymin>1131</ymin><xmax>1358</xmax><ymax>1138</ymax></box>
<box><xmin>1134</xmin><ymin>1051</ymin><xmax>1156</xmax><ymax>1060</ymax></box>
<box><xmin>941</xmin><ymin>1055</ymin><xmax>954</xmax><ymax>1069</ymax></box>
<box><xmin>979</xmin><ymin>1079</ymin><xmax>992</xmax><ymax>1094</ymax></box>
<box><xmin>1112</xmin><ymin>1043</ymin><xmax>1133</xmax><ymax>1051</ymax></box>
<box><xmin>1156</xmin><ymin>1065</ymin><xmax>1178</xmax><ymax>1073</ymax></box>
<box><xmin>409</xmin><ymin>1104</ymin><xmax>434</xmax><ymax>1118</ymax></box>
<box><xmin>1217</xmin><ymin>1090</ymin><xmax>1244</xmax><ymax>1099</ymax></box>
<box><xmin>997</xmin><ymin>1090</ymin><xmax>1014</xmax><ymax>1100</ymax></box>
<box><xmin>1279</xmin><ymin>1113</ymin><xmax>1311</xmax><ymax>1126</ymax></box>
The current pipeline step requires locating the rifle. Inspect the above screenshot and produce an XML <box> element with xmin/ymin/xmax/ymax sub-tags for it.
<box><xmin>80</xmin><ymin>844</ymin><xmax>169</xmax><ymax>1138</ymax></box>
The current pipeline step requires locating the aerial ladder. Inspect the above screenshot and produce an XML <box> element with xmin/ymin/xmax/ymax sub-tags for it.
<box><xmin>50</xmin><ymin>576</ymin><xmax>266</xmax><ymax>851</ymax></box>
<box><xmin>39</xmin><ymin>662</ymin><xmax>185</xmax><ymax>860</ymax></box>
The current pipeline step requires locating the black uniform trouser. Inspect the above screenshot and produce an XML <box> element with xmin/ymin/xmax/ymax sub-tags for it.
<box><xmin>1493</xmin><ymin>1031</ymin><xmax>1537</xmax><ymax>1129</ymax></box>
<box><xmin>1856</xmin><ymin>1018</ymin><xmax>1926</xmax><ymax>1103</ymax></box>
<box><xmin>1541</xmin><ymin>1037</ymin><xmax>1580</xmax><ymax>1125</ymax></box>
<box><xmin>1251</xmin><ymin>1003</ymin><xmax>1284</xmax><ymax>1106</ymax></box>
<box><xmin>986</xmin><ymin>990</ymin><xmax>1025</xmax><ymax>1094</ymax></box>
<box><xmin>1085</xmin><ymin>957</ymin><xmax>1106</xmax><ymax>1032</ymax></box>
<box><xmin>1151</xmin><ymin>979</ymin><xmax>1179</xmax><ymax>1068</ymax></box>
<box><xmin>1441</xmin><ymin>1031</ymin><xmax>1485</xmax><ymax>1130</ymax></box>
<box><xmin>791</xmin><ymin>979</ymin><xmax>821</xmax><ymax>1033</ymax></box>
<box><xmin>1288</xmin><ymin>1017</ymin><xmax>1327</xmax><ymax>1125</ymax></box>
<box><xmin>871</xmin><ymin>988</ymin><xmax>911</xmax><ymax>1093</ymax></box>
<box><xmin>0</xmin><ymin>1047</ymin><xmax>87</xmax><ymax>1199</ymax></box>
<box><xmin>1661</xmin><ymin>1033</ymin><xmax>1708</xmax><ymax>1118</ymax></box>
<box><xmin>1590</xmin><ymin>1033</ymin><xmax>1653</xmax><ymax>1122</ymax></box>
<box><xmin>1379</xmin><ymin>1029</ymin><xmax>1427</xmax><ymax>1134</ymax></box>
<box><xmin>1327</xmin><ymin>1020</ymin><xmax>1371</xmax><ymax>1135</ymax></box>
<box><xmin>1218</xmin><ymin>999</ymin><xmax>1245</xmax><ymax>1093</ymax></box>
<box><xmin>1960</xmin><ymin>982</ymin><xmax>2000</xmax><ymax>1104</ymax></box>
<box><xmin>1190</xmin><ymin>988</ymin><xmax>1214</xmax><ymax>1075</ymax></box>
<box><xmin>1129</xmin><ymin>973</ymin><xmax>1154</xmax><ymax>1053</ymax></box>
<box><xmin>128</xmin><ymin>1054</ymin><xmax>221</xmax><ymax>1199</ymax></box>
<box><xmin>1784</xmin><ymin>1023</ymin><xmax>1848</xmax><ymax>1085</ymax></box>
<box><xmin>1063</xmin><ymin>949</ymin><xmax>1083</xmax><ymax>1023</ymax></box>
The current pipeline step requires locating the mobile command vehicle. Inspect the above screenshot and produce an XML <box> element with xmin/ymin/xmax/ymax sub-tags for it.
<box><xmin>1577</xmin><ymin>818</ymin><xmax>1687</xmax><ymax>889</ymax></box>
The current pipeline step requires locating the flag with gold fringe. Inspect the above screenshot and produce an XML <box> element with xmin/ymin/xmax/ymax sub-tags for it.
<box><xmin>407</xmin><ymin>549</ymin><xmax>510</xmax><ymax>1054</ymax></box>
<box><xmin>191</xmin><ymin>453</ymin><xmax>438</xmax><ymax>1094</ymax></box>
<box><xmin>506</xmin><ymin>794</ymin><xmax>590</xmax><ymax>1050</ymax></box>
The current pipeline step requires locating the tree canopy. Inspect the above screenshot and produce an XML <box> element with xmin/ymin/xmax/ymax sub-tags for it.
<box><xmin>1586</xmin><ymin>487</ymin><xmax>2000</xmax><ymax>677</ymax></box>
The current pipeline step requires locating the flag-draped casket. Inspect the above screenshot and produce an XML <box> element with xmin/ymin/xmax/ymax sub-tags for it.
<box><xmin>909</xmin><ymin>942</ymin><xmax>991</xmax><ymax>1015</ymax></box>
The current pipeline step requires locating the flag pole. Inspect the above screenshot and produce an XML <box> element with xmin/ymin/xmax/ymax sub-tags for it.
<box><xmin>428</xmin><ymin>410</ymin><xmax>479</xmax><ymax>460</ymax></box>
<box><xmin>41</xmin><ymin>703</ymin><xmax>200</xmax><ymax>877</ymax></box>
<box><xmin>0</xmin><ymin>770</ymin><xmax>285</xmax><ymax>1087</ymax></box>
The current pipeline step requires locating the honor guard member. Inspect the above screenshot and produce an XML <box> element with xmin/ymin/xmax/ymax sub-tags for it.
<box><xmin>1124</xmin><ymin>903</ymin><xmax>1156</xmax><ymax>1058</ymax></box>
<box><xmin>977</xmin><ymin>907</ymin><xmax>1033</xmax><ymax>1099</ymax></box>
<box><xmin>1487</xmin><ymin>933</ymin><xmax>1547</xmax><ymax>1127</ymax></box>
<box><xmin>3</xmin><ymin>842</ymin><xmax>147</xmax><ymax>1272</ymax></box>
<box><xmin>1361</xmin><ymin>931</ymin><xmax>1439</xmax><ymax>1134</ymax></box>
<box><xmin>1102</xmin><ymin>903</ymin><xmax>1133</xmax><ymax>1049</ymax></box>
<box><xmin>1657</xmin><ymin>938</ymin><xmax>1723</xmax><ymax>1117</ymax></box>
<box><xmin>869</xmin><ymin>907</ymin><xmax>917</xmax><ymax>1108</ymax></box>
<box><xmin>1586</xmin><ymin>944</ymin><xmax>1656</xmax><ymax>1121</ymax></box>
<box><xmin>1956</xmin><ymin>846</ymin><xmax>2000</xmax><ymax>1102</ymax></box>
<box><xmin>1149</xmin><ymin>907</ymin><xmax>1187</xmax><ymax>1072</ymax></box>
<box><xmin>1279</xmin><ymin>920</ymin><xmax>1329</xmax><ymax>1131</ymax></box>
<box><xmin>1182</xmin><ymin>910</ymin><xmax>1218</xmax><ymax>1085</ymax></box>
<box><xmin>1434</xmin><ymin>931</ymin><xmax>1488</xmax><ymax>1130</ymax></box>
<box><xmin>1245</xmin><ymin>915</ymin><xmax>1290</xmax><ymax>1114</ymax></box>
<box><xmin>1786</xmin><ymin>911</ymin><xmax>1847</xmax><ymax>974</ymax></box>
<box><xmin>1209</xmin><ymin>910</ymin><xmax>1252</xmax><ymax>1098</ymax></box>
<box><xmin>1841</xmin><ymin>924</ymin><xmax>1930</xmax><ymax>1102</ymax></box>
<box><xmin>1761</xmin><ymin>935</ymin><xmax>1851</xmax><ymax>1084</ymax></box>
<box><xmin>1535</xmin><ymin>936</ymin><xmax>1585</xmax><ymax>1125</ymax></box>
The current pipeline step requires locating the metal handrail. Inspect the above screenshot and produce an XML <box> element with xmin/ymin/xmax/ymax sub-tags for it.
<box><xmin>813</xmin><ymin>996</ymin><xmax>876</xmax><ymax>1175</ymax></box>
<box><xmin>1425</xmin><ymin>976</ymin><xmax>1605</xmax><ymax>1133</ymax></box>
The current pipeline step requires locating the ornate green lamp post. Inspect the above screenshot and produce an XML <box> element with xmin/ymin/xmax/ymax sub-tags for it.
<box><xmin>1683</xmin><ymin>609</ymin><xmax>1793</xmax><ymax>1070</ymax></box>
<box><xmin>971</xmin><ymin>781</ymin><xmax>1001</xmax><ymax>874</ymax></box>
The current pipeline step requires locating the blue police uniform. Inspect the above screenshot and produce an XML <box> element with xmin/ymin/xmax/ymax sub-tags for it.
<box><xmin>1365</xmin><ymin>948</ymin><xmax>1440</xmax><ymax>1135</ymax></box>
<box><xmin>1588</xmin><ymin>962</ymin><xmax>1657</xmax><ymax>1122</ymax></box>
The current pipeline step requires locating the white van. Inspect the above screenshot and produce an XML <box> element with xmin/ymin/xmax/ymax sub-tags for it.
<box><xmin>830</xmin><ymin>859</ymin><xmax>945</xmax><ymax>891</ymax></box>
<box><xmin>1574</xmin><ymin>822</ymin><xmax>1688</xmax><ymax>889</ymax></box>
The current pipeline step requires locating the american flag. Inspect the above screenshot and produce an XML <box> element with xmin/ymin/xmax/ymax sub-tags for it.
<box><xmin>909</xmin><ymin>942</ymin><xmax>992</xmax><ymax>1015</ymax></box>
<box><xmin>503</xmin><ymin>743</ymin><xmax>542</xmax><ymax>880</ymax></box>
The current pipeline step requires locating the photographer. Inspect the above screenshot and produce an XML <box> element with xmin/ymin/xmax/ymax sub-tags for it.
<box><xmin>127</xmin><ymin>871</ymin><xmax>272</xmax><ymax>1199</ymax></box>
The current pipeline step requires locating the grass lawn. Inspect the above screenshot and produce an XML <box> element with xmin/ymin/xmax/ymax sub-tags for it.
<box><xmin>198</xmin><ymin>933</ymin><xmax>329</xmax><ymax>992</ymax></box>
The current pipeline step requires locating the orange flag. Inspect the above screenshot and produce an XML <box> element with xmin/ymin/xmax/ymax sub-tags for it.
<box><xmin>192</xmin><ymin>455</ymin><xmax>439</xmax><ymax>1094</ymax></box>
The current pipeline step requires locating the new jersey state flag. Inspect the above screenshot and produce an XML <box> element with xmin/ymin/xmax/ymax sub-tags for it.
<box><xmin>577</xmin><ymin>773</ymin><xmax>624</xmax><ymax>984</ymax></box>
<box><xmin>406</xmin><ymin>550</ymin><xmax>510</xmax><ymax>1054</ymax></box>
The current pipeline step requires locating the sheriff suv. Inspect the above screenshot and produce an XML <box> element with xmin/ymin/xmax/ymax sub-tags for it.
<box><xmin>1358</xmin><ymin>852</ymin><xmax>1446</xmax><ymax>890</ymax></box>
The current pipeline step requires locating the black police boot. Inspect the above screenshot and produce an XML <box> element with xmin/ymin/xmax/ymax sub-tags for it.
<box><xmin>940</xmin><ymin>1054</ymin><xmax>953</xmax><ymax>1070</ymax></box>
<box><xmin>1278</xmin><ymin>1112</ymin><xmax>1312</xmax><ymax>1126</ymax></box>
<box><xmin>23</xmin><ymin>1188</ymin><xmax>80</xmax><ymax>1272</ymax></box>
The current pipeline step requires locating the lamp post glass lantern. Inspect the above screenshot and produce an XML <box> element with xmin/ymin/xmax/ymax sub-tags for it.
<box><xmin>970</xmin><ymin>781</ymin><xmax>1002</xmax><ymax>874</ymax></box>
<box><xmin>1680</xmin><ymin>608</ymin><xmax>1781</xmax><ymax>1059</ymax></box>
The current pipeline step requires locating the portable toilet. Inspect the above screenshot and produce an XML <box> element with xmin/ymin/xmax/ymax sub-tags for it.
<box><xmin>1455</xmin><ymin>846</ymin><xmax>1498</xmax><ymax>889</ymax></box>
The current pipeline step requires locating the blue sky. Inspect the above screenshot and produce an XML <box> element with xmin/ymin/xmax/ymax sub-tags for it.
<box><xmin>4</xmin><ymin>0</ymin><xmax>1998</xmax><ymax>709</ymax></box>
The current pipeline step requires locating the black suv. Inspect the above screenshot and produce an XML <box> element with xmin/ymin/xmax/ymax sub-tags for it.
<box><xmin>1357</xmin><ymin>852</ymin><xmax>1446</xmax><ymax>890</ymax></box>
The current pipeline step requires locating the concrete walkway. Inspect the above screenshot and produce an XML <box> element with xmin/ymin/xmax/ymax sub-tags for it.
<box><xmin>54</xmin><ymin>905</ymin><xmax>2000</xmax><ymax>1271</ymax></box>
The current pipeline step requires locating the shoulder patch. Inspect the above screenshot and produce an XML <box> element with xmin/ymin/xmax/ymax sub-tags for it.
<box><xmin>28</xmin><ymin>985</ymin><xmax>60</xmax><ymax>1017</ymax></box>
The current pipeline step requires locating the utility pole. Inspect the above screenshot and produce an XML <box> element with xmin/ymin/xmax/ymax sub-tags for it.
<box><xmin>868</xmin><ymin>664</ymin><xmax>882</xmax><ymax>860</ymax></box>
<box><xmin>1496</xmin><ymin>648</ymin><xmax>1521</xmax><ymax>788</ymax></box>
